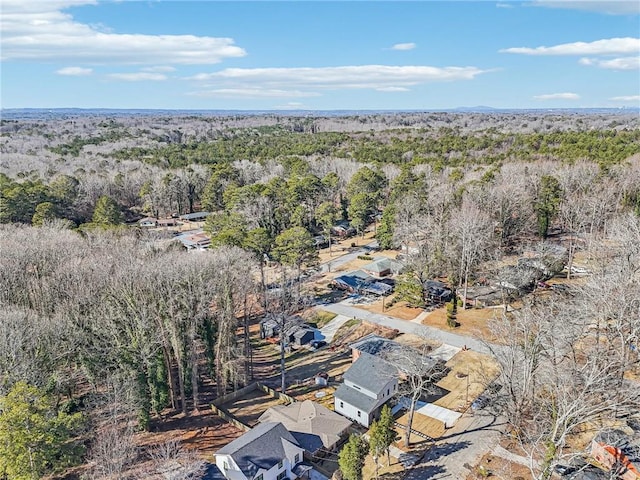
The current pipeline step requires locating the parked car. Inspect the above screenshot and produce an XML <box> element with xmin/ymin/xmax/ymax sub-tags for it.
<box><xmin>554</xmin><ymin>464</ymin><xmax>577</xmax><ymax>476</ymax></box>
<box><xmin>311</xmin><ymin>340</ymin><xmax>327</xmax><ymax>349</ymax></box>
<box><xmin>471</xmin><ymin>395</ymin><xmax>490</xmax><ymax>410</ymax></box>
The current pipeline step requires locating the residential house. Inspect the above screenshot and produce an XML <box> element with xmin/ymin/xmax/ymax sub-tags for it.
<box><xmin>139</xmin><ymin>217</ymin><xmax>158</xmax><ymax>227</ymax></box>
<box><xmin>423</xmin><ymin>280</ymin><xmax>453</xmax><ymax>304</ymax></box>
<box><xmin>332</xmin><ymin>270</ymin><xmax>393</xmax><ymax>297</ymax></box>
<box><xmin>362</xmin><ymin>257</ymin><xmax>403</xmax><ymax>278</ymax></box>
<box><xmin>215</xmin><ymin>422</ymin><xmax>305</xmax><ymax>480</ymax></box>
<box><xmin>590</xmin><ymin>430</ymin><xmax>640</xmax><ymax>480</ymax></box>
<box><xmin>180</xmin><ymin>232</ymin><xmax>211</xmax><ymax>250</ymax></box>
<box><xmin>157</xmin><ymin>218</ymin><xmax>179</xmax><ymax>227</ymax></box>
<box><xmin>331</xmin><ymin>221</ymin><xmax>356</xmax><ymax>238</ymax></box>
<box><xmin>179</xmin><ymin>211</ymin><xmax>211</xmax><ymax>222</ymax></box>
<box><xmin>334</xmin><ymin>352</ymin><xmax>398</xmax><ymax>427</ymax></box>
<box><xmin>349</xmin><ymin>334</ymin><xmax>403</xmax><ymax>362</ymax></box>
<box><xmin>258</xmin><ymin>400</ymin><xmax>352</xmax><ymax>456</ymax></box>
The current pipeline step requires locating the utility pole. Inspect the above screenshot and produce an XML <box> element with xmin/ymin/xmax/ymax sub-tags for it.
<box><xmin>465</xmin><ymin>365</ymin><xmax>470</xmax><ymax>406</ymax></box>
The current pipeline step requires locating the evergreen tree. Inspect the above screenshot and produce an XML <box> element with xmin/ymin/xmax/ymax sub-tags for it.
<box><xmin>92</xmin><ymin>195</ymin><xmax>123</xmax><ymax>226</ymax></box>
<box><xmin>0</xmin><ymin>382</ymin><xmax>85</xmax><ymax>480</ymax></box>
<box><xmin>31</xmin><ymin>202</ymin><xmax>57</xmax><ymax>226</ymax></box>
<box><xmin>378</xmin><ymin>405</ymin><xmax>397</xmax><ymax>465</ymax></box>
<box><xmin>376</xmin><ymin>205</ymin><xmax>396</xmax><ymax>250</ymax></box>
<box><xmin>535</xmin><ymin>175</ymin><xmax>562</xmax><ymax>238</ymax></box>
<box><xmin>338</xmin><ymin>434</ymin><xmax>369</xmax><ymax>480</ymax></box>
<box><xmin>369</xmin><ymin>408</ymin><xmax>396</xmax><ymax>478</ymax></box>
<box><xmin>316</xmin><ymin>201</ymin><xmax>338</xmax><ymax>254</ymax></box>
<box><xmin>446</xmin><ymin>290</ymin><xmax>458</xmax><ymax>328</ymax></box>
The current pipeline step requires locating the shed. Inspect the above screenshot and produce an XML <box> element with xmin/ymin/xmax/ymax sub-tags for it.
<box><xmin>289</xmin><ymin>325</ymin><xmax>318</xmax><ymax>346</ymax></box>
<box><xmin>260</xmin><ymin>317</ymin><xmax>280</xmax><ymax>338</ymax></box>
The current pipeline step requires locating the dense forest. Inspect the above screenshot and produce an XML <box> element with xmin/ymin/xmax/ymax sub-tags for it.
<box><xmin>1</xmin><ymin>111</ymin><xmax>639</xmax><ymax>479</ymax></box>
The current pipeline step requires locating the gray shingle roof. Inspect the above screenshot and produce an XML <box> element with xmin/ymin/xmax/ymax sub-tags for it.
<box><xmin>343</xmin><ymin>352</ymin><xmax>397</xmax><ymax>393</ymax></box>
<box><xmin>334</xmin><ymin>383</ymin><xmax>379</xmax><ymax>414</ymax></box>
<box><xmin>258</xmin><ymin>400</ymin><xmax>351</xmax><ymax>453</ymax></box>
<box><xmin>216</xmin><ymin>422</ymin><xmax>300</xmax><ymax>478</ymax></box>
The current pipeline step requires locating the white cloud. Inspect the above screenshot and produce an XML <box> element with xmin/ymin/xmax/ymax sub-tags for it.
<box><xmin>107</xmin><ymin>72</ymin><xmax>168</xmax><ymax>81</ymax></box>
<box><xmin>1</xmin><ymin>0</ymin><xmax>246</xmax><ymax>65</ymax></box>
<box><xmin>188</xmin><ymin>65</ymin><xmax>488</xmax><ymax>95</ymax></box>
<box><xmin>610</xmin><ymin>95</ymin><xmax>640</xmax><ymax>102</ymax></box>
<box><xmin>141</xmin><ymin>66</ymin><xmax>177</xmax><ymax>73</ymax></box>
<box><xmin>188</xmin><ymin>88</ymin><xmax>321</xmax><ymax>99</ymax></box>
<box><xmin>580</xmin><ymin>56</ymin><xmax>640</xmax><ymax>70</ymax></box>
<box><xmin>501</xmin><ymin>37</ymin><xmax>640</xmax><ymax>55</ymax></box>
<box><xmin>532</xmin><ymin>1</ymin><xmax>639</xmax><ymax>15</ymax></box>
<box><xmin>274</xmin><ymin>102</ymin><xmax>308</xmax><ymax>110</ymax></box>
<box><xmin>376</xmin><ymin>86</ymin><xmax>410</xmax><ymax>92</ymax></box>
<box><xmin>496</xmin><ymin>2</ymin><xmax>514</xmax><ymax>8</ymax></box>
<box><xmin>390</xmin><ymin>43</ymin><xmax>416</xmax><ymax>51</ymax></box>
<box><xmin>533</xmin><ymin>92</ymin><xmax>580</xmax><ymax>100</ymax></box>
<box><xmin>55</xmin><ymin>66</ymin><xmax>92</xmax><ymax>76</ymax></box>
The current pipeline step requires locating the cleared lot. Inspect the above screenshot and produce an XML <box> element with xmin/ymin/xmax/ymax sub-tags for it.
<box><xmin>221</xmin><ymin>388</ymin><xmax>287</xmax><ymax>427</ymax></box>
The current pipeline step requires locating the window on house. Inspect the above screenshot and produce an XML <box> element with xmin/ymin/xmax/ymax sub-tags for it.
<box><xmin>223</xmin><ymin>461</ymin><xmax>229</xmax><ymax>471</ymax></box>
<box><xmin>357</xmin><ymin>410</ymin><xmax>361</xmax><ymax>417</ymax></box>
<box><xmin>277</xmin><ymin>472</ymin><xmax>286</xmax><ymax>480</ymax></box>
<box><xmin>340</xmin><ymin>401</ymin><xmax>344</xmax><ymax>408</ymax></box>
<box><xmin>294</xmin><ymin>453</ymin><xmax>300</xmax><ymax>464</ymax></box>
<box><xmin>278</xmin><ymin>460</ymin><xmax>283</xmax><ymax>469</ymax></box>
<box><xmin>255</xmin><ymin>475</ymin><xmax>263</xmax><ymax>480</ymax></box>
<box><xmin>387</xmin><ymin>388</ymin><xmax>390</xmax><ymax>396</ymax></box>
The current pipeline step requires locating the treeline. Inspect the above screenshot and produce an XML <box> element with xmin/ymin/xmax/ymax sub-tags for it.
<box><xmin>0</xmin><ymin>225</ymin><xmax>261</xmax><ymax>476</ymax></box>
<box><xmin>111</xmin><ymin>127</ymin><xmax>640</xmax><ymax>169</ymax></box>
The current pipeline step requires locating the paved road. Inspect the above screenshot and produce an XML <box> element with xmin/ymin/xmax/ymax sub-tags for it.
<box><xmin>317</xmin><ymin>301</ymin><xmax>492</xmax><ymax>355</ymax></box>
<box><xmin>318</xmin><ymin>240</ymin><xmax>378</xmax><ymax>273</ymax></box>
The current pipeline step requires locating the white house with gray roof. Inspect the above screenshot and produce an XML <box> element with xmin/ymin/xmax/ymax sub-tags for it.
<box><xmin>215</xmin><ymin>422</ymin><xmax>304</xmax><ymax>480</ymax></box>
<box><xmin>334</xmin><ymin>352</ymin><xmax>398</xmax><ymax>427</ymax></box>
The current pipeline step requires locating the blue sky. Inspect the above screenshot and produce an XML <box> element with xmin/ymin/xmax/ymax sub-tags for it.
<box><xmin>1</xmin><ymin>0</ymin><xmax>639</xmax><ymax>110</ymax></box>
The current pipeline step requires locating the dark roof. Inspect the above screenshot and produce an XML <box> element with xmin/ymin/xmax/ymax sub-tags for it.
<box><xmin>334</xmin><ymin>383</ymin><xmax>379</xmax><ymax>413</ymax></box>
<box><xmin>569</xmin><ymin>467</ymin><xmax>609</xmax><ymax>480</ymax></box>
<box><xmin>202</xmin><ymin>463</ymin><xmax>227</xmax><ymax>480</ymax></box>
<box><xmin>293</xmin><ymin>327</ymin><xmax>316</xmax><ymax>340</ymax></box>
<box><xmin>216</xmin><ymin>422</ymin><xmax>300</xmax><ymax>478</ymax></box>
<box><xmin>343</xmin><ymin>352</ymin><xmax>396</xmax><ymax>393</ymax></box>
<box><xmin>179</xmin><ymin>211</ymin><xmax>211</xmax><ymax>221</ymax></box>
<box><xmin>361</xmin><ymin>282</ymin><xmax>393</xmax><ymax>296</ymax></box>
<box><xmin>334</xmin><ymin>275</ymin><xmax>362</xmax><ymax>290</ymax></box>
<box><xmin>351</xmin><ymin>336</ymin><xmax>401</xmax><ymax>357</ymax></box>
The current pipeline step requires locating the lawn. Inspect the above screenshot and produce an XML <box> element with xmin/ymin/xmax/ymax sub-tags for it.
<box><xmin>422</xmin><ymin>305</ymin><xmax>502</xmax><ymax>342</ymax></box>
<box><xmin>308</xmin><ymin>310</ymin><xmax>338</xmax><ymax>328</ymax></box>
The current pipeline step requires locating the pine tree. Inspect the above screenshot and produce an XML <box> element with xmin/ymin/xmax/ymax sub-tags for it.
<box><xmin>446</xmin><ymin>290</ymin><xmax>458</xmax><ymax>328</ymax></box>
<box><xmin>338</xmin><ymin>434</ymin><xmax>369</xmax><ymax>480</ymax></box>
<box><xmin>92</xmin><ymin>195</ymin><xmax>123</xmax><ymax>226</ymax></box>
<box><xmin>0</xmin><ymin>382</ymin><xmax>85</xmax><ymax>479</ymax></box>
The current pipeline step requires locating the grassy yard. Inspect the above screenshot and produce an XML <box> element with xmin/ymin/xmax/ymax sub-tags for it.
<box><xmin>332</xmin><ymin>318</ymin><xmax>361</xmax><ymax>342</ymax></box>
<box><xmin>308</xmin><ymin>310</ymin><xmax>338</xmax><ymax>328</ymax></box>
